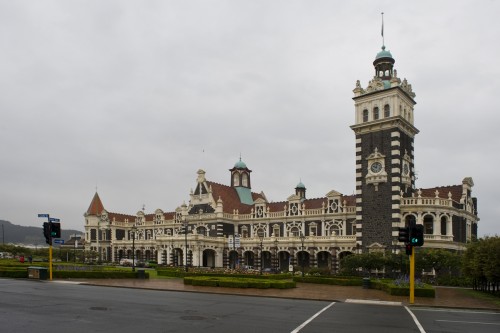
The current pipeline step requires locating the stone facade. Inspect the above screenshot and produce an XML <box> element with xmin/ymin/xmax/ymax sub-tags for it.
<box><xmin>83</xmin><ymin>43</ymin><xmax>479</xmax><ymax>269</ymax></box>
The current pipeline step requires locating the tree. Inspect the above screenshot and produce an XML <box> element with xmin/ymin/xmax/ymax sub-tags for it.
<box><xmin>462</xmin><ymin>236</ymin><xmax>500</xmax><ymax>294</ymax></box>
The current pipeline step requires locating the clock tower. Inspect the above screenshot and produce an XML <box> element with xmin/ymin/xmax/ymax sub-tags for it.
<box><xmin>350</xmin><ymin>45</ymin><xmax>418</xmax><ymax>252</ymax></box>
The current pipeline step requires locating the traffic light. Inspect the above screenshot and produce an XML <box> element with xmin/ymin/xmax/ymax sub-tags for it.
<box><xmin>50</xmin><ymin>222</ymin><xmax>61</xmax><ymax>238</ymax></box>
<box><xmin>43</xmin><ymin>222</ymin><xmax>52</xmax><ymax>245</ymax></box>
<box><xmin>398</xmin><ymin>227</ymin><xmax>410</xmax><ymax>243</ymax></box>
<box><xmin>410</xmin><ymin>224</ymin><xmax>424</xmax><ymax>247</ymax></box>
<box><xmin>405</xmin><ymin>243</ymin><xmax>413</xmax><ymax>256</ymax></box>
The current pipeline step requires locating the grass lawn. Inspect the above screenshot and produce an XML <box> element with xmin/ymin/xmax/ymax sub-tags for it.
<box><xmin>459</xmin><ymin>288</ymin><xmax>500</xmax><ymax>307</ymax></box>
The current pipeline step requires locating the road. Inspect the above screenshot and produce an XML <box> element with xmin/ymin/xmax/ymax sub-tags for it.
<box><xmin>0</xmin><ymin>279</ymin><xmax>499</xmax><ymax>332</ymax></box>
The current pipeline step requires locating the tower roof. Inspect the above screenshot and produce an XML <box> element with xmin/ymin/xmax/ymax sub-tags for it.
<box><xmin>234</xmin><ymin>158</ymin><xmax>247</xmax><ymax>169</ymax></box>
<box><xmin>375</xmin><ymin>45</ymin><xmax>393</xmax><ymax>60</ymax></box>
<box><xmin>86</xmin><ymin>192</ymin><xmax>104</xmax><ymax>215</ymax></box>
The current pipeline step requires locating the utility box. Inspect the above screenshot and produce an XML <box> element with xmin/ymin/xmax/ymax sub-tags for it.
<box><xmin>27</xmin><ymin>266</ymin><xmax>48</xmax><ymax>280</ymax></box>
<box><xmin>137</xmin><ymin>269</ymin><xmax>146</xmax><ymax>279</ymax></box>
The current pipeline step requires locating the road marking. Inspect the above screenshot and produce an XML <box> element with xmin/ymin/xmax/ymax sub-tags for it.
<box><xmin>411</xmin><ymin>308</ymin><xmax>500</xmax><ymax>315</ymax></box>
<box><xmin>290</xmin><ymin>302</ymin><xmax>336</xmax><ymax>333</ymax></box>
<box><xmin>345</xmin><ymin>299</ymin><xmax>402</xmax><ymax>306</ymax></box>
<box><xmin>405</xmin><ymin>306</ymin><xmax>426</xmax><ymax>333</ymax></box>
<box><xmin>436</xmin><ymin>320</ymin><xmax>500</xmax><ymax>326</ymax></box>
<box><xmin>51</xmin><ymin>281</ymin><xmax>82</xmax><ymax>285</ymax></box>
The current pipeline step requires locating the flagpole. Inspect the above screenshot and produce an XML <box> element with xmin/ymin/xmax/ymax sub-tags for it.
<box><xmin>381</xmin><ymin>12</ymin><xmax>385</xmax><ymax>47</ymax></box>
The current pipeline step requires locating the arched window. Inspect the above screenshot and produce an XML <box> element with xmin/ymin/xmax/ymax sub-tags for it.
<box><xmin>329</xmin><ymin>225</ymin><xmax>342</xmax><ymax>236</ymax></box>
<box><xmin>423</xmin><ymin>215</ymin><xmax>434</xmax><ymax>234</ymax></box>
<box><xmin>440</xmin><ymin>216</ymin><xmax>447</xmax><ymax>235</ymax></box>
<box><xmin>242</xmin><ymin>173</ymin><xmax>248</xmax><ymax>187</ymax></box>
<box><xmin>290</xmin><ymin>227</ymin><xmax>300</xmax><ymax>237</ymax></box>
<box><xmin>373</xmin><ymin>107</ymin><xmax>379</xmax><ymax>120</ymax></box>
<box><xmin>384</xmin><ymin>104</ymin><xmax>390</xmax><ymax>117</ymax></box>
<box><xmin>363</xmin><ymin>109</ymin><xmax>369</xmax><ymax>122</ymax></box>
<box><xmin>233</xmin><ymin>173</ymin><xmax>239</xmax><ymax>186</ymax></box>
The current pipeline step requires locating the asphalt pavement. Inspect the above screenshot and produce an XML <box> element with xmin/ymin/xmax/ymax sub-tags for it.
<box><xmin>65</xmin><ymin>277</ymin><xmax>500</xmax><ymax>311</ymax></box>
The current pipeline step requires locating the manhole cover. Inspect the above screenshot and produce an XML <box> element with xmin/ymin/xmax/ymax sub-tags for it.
<box><xmin>89</xmin><ymin>306</ymin><xmax>108</xmax><ymax>311</ymax></box>
<box><xmin>180</xmin><ymin>315</ymin><xmax>205</xmax><ymax>321</ymax></box>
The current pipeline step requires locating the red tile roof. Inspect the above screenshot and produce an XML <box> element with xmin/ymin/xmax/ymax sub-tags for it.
<box><xmin>207</xmin><ymin>181</ymin><xmax>264</xmax><ymax>214</ymax></box>
<box><xmin>419</xmin><ymin>185</ymin><xmax>463</xmax><ymax>202</ymax></box>
<box><xmin>86</xmin><ymin>192</ymin><xmax>104</xmax><ymax>216</ymax></box>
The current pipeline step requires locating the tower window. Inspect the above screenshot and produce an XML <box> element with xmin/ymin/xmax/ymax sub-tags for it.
<box><xmin>233</xmin><ymin>173</ymin><xmax>239</xmax><ymax>186</ymax></box>
<box><xmin>242</xmin><ymin>173</ymin><xmax>248</xmax><ymax>187</ymax></box>
<box><xmin>363</xmin><ymin>109</ymin><xmax>368</xmax><ymax>122</ymax></box>
<box><xmin>384</xmin><ymin>104</ymin><xmax>390</xmax><ymax>117</ymax></box>
<box><xmin>373</xmin><ymin>107</ymin><xmax>379</xmax><ymax>120</ymax></box>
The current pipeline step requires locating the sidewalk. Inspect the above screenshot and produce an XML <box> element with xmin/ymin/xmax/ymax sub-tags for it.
<box><xmin>68</xmin><ymin>278</ymin><xmax>500</xmax><ymax>311</ymax></box>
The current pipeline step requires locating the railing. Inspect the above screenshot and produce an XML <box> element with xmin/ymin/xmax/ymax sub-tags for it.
<box><xmin>401</xmin><ymin>197</ymin><xmax>452</xmax><ymax>207</ymax></box>
<box><xmin>424</xmin><ymin>234</ymin><xmax>454</xmax><ymax>241</ymax></box>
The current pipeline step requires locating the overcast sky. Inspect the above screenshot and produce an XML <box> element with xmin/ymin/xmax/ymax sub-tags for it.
<box><xmin>1</xmin><ymin>0</ymin><xmax>498</xmax><ymax>237</ymax></box>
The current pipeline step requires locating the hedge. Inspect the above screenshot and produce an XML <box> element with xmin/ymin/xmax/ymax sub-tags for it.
<box><xmin>158</xmin><ymin>269</ymin><xmax>292</xmax><ymax>280</ymax></box>
<box><xmin>184</xmin><ymin>276</ymin><xmax>295</xmax><ymax>289</ymax></box>
<box><xmin>53</xmin><ymin>270</ymin><xmax>146</xmax><ymax>279</ymax></box>
<box><xmin>0</xmin><ymin>268</ymin><xmax>28</xmax><ymax>278</ymax></box>
<box><xmin>293</xmin><ymin>276</ymin><xmax>363</xmax><ymax>286</ymax></box>
<box><xmin>370</xmin><ymin>279</ymin><xmax>435</xmax><ymax>297</ymax></box>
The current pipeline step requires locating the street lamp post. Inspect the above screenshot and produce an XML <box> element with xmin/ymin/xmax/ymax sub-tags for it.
<box><xmin>274</xmin><ymin>238</ymin><xmax>278</xmax><ymax>271</ymax></box>
<box><xmin>131</xmin><ymin>225</ymin><xmax>137</xmax><ymax>272</ymax></box>
<box><xmin>183</xmin><ymin>220</ymin><xmax>189</xmax><ymax>272</ymax></box>
<box><xmin>197</xmin><ymin>240</ymin><xmax>201</xmax><ymax>268</ymax></box>
<box><xmin>299</xmin><ymin>232</ymin><xmax>305</xmax><ymax>277</ymax></box>
<box><xmin>258</xmin><ymin>231</ymin><xmax>264</xmax><ymax>275</ymax></box>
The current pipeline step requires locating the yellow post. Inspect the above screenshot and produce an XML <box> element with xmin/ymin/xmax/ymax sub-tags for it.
<box><xmin>49</xmin><ymin>244</ymin><xmax>53</xmax><ymax>281</ymax></box>
<box><xmin>409</xmin><ymin>246</ymin><xmax>415</xmax><ymax>304</ymax></box>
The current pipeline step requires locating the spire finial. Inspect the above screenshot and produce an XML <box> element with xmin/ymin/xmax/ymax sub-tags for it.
<box><xmin>381</xmin><ymin>12</ymin><xmax>385</xmax><ymax>48</ymax></box>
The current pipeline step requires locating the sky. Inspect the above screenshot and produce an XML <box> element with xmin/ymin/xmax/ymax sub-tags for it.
<box><xmin>1</xmin><ymin>0</ymin><xmax>499</xmax><ymax>237</ymax></box>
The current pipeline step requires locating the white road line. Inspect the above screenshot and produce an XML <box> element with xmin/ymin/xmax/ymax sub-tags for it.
<box><xmin>290</xmin><ymin>302</ymin><xmax>336</xmax><ymax>333</ymax></box>
<box><xmin>405</xmin><ymin>306</ymin><xmax>426</xmax><ymax>333</ymax></box>
<box><xmin>411</xmin><ymin>308</ymin><xmax>500</xmax><ymax>315</ymax></box>
<box><xmin>436</xmin><ymin>320</ymin><xmax>500</xmax><ymax>326</ymax></box>
<box><xmin>345</xmin><ymin>299</ymin><xmax>402</xmax><ymax>306</ymax></box>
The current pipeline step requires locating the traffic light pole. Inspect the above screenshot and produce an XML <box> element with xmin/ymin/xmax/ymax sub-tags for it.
<box><xmin>410</xmin><ymin>246</ymin><xmax>415</xmax><ymax>304</ymax></box>
<box><xmin>49</xmin><ymin>243</ymin><xmax>53</xmax><ymax>280</ymax></box>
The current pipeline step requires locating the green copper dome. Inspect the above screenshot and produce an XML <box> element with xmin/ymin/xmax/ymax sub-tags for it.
<box><xmin>296</xmin><ymin>181</ymin><xmax>306</xmax><ymax>189</ymax></box>
<box><xmin>375</xmin><ymin>45</ymin><xmax>393</xmax><ymax>60</ymax></box>
<box><xmin>234</xmin><ymin>159</ymin><xmax>247</xmax><ymax>169</ymax></box>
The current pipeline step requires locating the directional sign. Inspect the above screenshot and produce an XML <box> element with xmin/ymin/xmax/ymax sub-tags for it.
<box><xmin>53</xmin><ymin>239</ymin><xmax>64</xmax><ymax>244</ymax></box>
<box><xmin>49</xmin><ymin>218</ymin><xmax>60</xmax><ymax>222</ymax></box>
<box><xmin>38</xmin><ymin>214</ymin><xmax>49</xmax><ymax>218</ymax></box>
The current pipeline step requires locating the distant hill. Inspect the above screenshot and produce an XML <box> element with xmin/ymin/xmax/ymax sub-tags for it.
<box><xmin>0</xmin><ymin>220</ymin><xmax>83</xmax><ymax>246</ymax></box>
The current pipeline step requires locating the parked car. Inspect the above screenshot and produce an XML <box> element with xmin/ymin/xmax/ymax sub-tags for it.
<box><xmin>119</xmin><ymin>259</ymin><xmax>136</xmax><ymax>266</ymax></box>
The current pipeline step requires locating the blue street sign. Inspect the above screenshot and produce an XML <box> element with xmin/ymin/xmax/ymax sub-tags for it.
<box><xmin>49</xmin><ymin>218</ymin><xmax>60</xmax><ymax>222</ymax></box>
<box><xmin>38</xmin><ymin>214</ymin><xmax>49</xmax><ymax>218</ymax></box>
<box><xmin>53</xmin><ymin>239</ymin><xmax>64</xmax><ymax>244</ymax></box>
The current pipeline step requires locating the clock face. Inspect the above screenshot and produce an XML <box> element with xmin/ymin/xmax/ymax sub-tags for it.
<box><xmin>403</xmin><ymin>163</ymin><xmax>409</xmax><ymax>176</ymax></box>
<box><xmin>370</xmin><ymin>161</ymin><xmax>382</xmax><ymax>173</ymax></box>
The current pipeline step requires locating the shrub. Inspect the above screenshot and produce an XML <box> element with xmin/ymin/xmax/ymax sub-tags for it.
<box><xmin>184</xmin><ymin>276</ymin><xmax>295</xmax><ymax>289</ymax></box>
<box><xmin>294</xmin><ymin>276</ymin><xmax>363</xmax><ymax>286</ymax></box>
